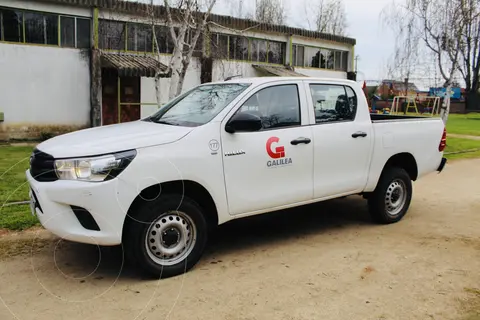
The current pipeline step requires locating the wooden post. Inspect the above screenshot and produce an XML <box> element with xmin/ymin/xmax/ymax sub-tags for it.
<box><xmin>90</xmin><ymin>7</ymin><xmax>102</xmax><ymax>127</ymax></box>
<box><xmin>404</xmin><ymin>77</ymin><xmax>409</xmax><ymax>114</ymax></box>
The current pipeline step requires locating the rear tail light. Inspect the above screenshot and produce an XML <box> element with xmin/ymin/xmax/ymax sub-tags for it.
<box><xmin>439</xmin><ymin>127</ymin><xmax>447</xmax><ymax>152</ymax></box>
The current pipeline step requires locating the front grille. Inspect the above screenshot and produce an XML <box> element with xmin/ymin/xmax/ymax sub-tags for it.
<box><xmin>30</xmin><ymin>148</ymin><xmax>58</xmax><ymax>182</ymax></box>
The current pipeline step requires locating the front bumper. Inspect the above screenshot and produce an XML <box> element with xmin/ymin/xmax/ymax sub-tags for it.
<box><xmin>437</xmin><ymin>157</ymin><xmax>447</xmax><ymax>173</ymax></box>
<box><xmin>26</xmin><ymin>170</ymin><xmax>136</xmax><ymax>246</ymax></box>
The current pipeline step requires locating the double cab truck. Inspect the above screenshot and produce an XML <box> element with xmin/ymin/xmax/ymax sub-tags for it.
<box><xmin>27</xmin><ymin>77</ymin><xmax>447</xmax><ymax>278</ymax></box>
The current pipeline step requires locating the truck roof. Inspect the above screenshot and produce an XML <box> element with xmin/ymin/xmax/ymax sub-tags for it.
<box><xmin>218</xmin><ymin>76</ymin><xmax>358</xmax><ymax>86</ymax></box>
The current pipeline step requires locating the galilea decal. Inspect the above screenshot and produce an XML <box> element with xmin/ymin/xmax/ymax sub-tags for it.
<box><xmin>266</xmin><ymin>137</ymin><xmax>292</xmax><ymax>168</ymax></box>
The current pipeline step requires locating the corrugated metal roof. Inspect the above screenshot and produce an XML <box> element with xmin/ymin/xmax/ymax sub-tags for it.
<box><xmin>33</xmin><ymin>0</ymin><xmax>356</xmax><ymax>46</ymax></box>
<box><xmin>252</xmin><ymin>64</ymin><xmax>306</xmax><ymax>77</ymax></box>
<box><xmin>101</xmin><ymin>52</ymin><xmax>169</xmax><ymax>78</ymax></box>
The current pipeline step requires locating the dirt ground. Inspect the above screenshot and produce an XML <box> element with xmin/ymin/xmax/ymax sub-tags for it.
<box><xmin>0</xmin><ymin>159</ymin><xmax>479</xmax><ymax>320</ymax></box>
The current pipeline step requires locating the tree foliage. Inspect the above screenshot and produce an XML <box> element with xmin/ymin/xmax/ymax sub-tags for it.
<box><xmin>255</xmin><ymin>0</ymin><xmax>286</xmax><ymax>25</ymax></box>
<box><xmin>149</xmin><ymin>0</ymin><xmax>217</xmax><ymax>103</ymax></box>
<box><xmin>384</xmin><ymin>0</ymin><xmax>480</xmax><ymax>116</ymax></box>
<box><xmin>309</xmin><ymin>0</ymin><xmax>347</xmax><ymax>36</ymax></box>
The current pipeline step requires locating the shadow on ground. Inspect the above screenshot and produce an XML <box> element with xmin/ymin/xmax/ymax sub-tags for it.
<box><xmin>34</xmin><ymin>196</ymin><xmax>373</xmax><ymax>280</ymax></box>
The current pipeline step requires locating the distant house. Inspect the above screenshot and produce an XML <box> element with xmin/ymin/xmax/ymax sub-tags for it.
<box><xmin>376</xmin><ymin>80</ymin><xmax>419</xmax><ymax>98</ymax></box>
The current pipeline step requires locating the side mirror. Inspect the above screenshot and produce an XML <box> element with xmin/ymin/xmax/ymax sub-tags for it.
<box><xmin>225</xmin><ymin>112</ymin><xmax>262</xmax><ymax>133</ymax></box>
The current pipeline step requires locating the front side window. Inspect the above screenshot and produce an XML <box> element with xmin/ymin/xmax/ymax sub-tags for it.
<box><xmin>310</xmin><ymin>84</ymin><xmax>357</xmax><ymax>123</ymax></box>
<box><xmin>147</xmin><ymin>83</ymin><xmax>251</xmax><ymax>127</ymax></box>
<box><xmin>236</xmin><ymin>84</ymin><xmax>301</xmax><ymax>130</ymax></box>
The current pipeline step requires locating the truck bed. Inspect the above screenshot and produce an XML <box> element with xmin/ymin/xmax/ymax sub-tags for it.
<box><xmin>370</xmin><ymin>114</ymin><xmax>438</xmax><ymax>122</ymax></box>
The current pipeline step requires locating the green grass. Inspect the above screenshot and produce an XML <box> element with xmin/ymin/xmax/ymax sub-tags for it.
<box><xmin>445</xmin><ymin>137</ymin><xmax>480</xmax><ymax>160</ymax></box>
<box><xmin>446</xmin><ymin>113</ymin><xmax>480</xmax><ymax>136</ymax></box>
<box><xmin>0</xmin><ymin>146</ymin><xmax>38</xmax><ymax>230</ymax></box>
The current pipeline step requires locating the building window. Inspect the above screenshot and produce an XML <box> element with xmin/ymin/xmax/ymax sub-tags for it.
<box><xmin>99</xmin><ymin>20</ymin><xmax>126</xmax><ymax>50</ymax></box>
<box><xmin>292</xmin><ymin>45</ymin><xmax>304</xmax><ymax>67</ymax></box>
<box><xmin>154</xmin><ymin>25</ymin><xmax>175</xmax><ymax>54</ymax></box>
<box><xmin>60</xmin><ymin>16</ymin><xmax>90</xmax><ymax>48</ymax></box>
<box><xmin>24</xmin><ymin>12</ymin><xmax>44</xmax><ymax>44</ymax></box>
<box><xmin>23</xmin><ymin>11</ymin><xmax>58</xmax><ymax>45</ymax></box>
<box><xmin>60</xmin><ymin>16</ymin><xmax>75</xmax><ymax>47</ymax></box>
<box><xmin>268</xmin><ymin>41</ymin><xmax>285</xmax><ymax>64</ymax></box>
<box><xmin>342</xmin><ymin>51</ymin><xmax>349</xmax><ymax>71</ymax></box>
<box><xmin>185</xmin><ymin>29</ymin><xmax>203</xmax><ymax>57</ymax></box>
<box><xmin>210</xmin><ymin>33</ymin><xmax>286</xmax><ymax>64</ymax></box>
<box><xmin>251</xmin><ymin>39</ymin><xmax>267</xmax><ymax>63</ymax></box>
<box><xmin>0</xmin><ymin>8</ymin><xmax>23</xmax><ymax>43</ymax></box>
<box><xmin>76</xmin><ymin>18</ymin><xmax>90</xmax><ymax>48</ymax></box>
<box><xmin>127</xmin><ymin>23</ymin><xmax>153</xmax><ymax>53</ymax></box>
<box><xmin>1</xmin><ymin>7</ymin><xmax>90</xmax><ymax>48</ymax></box>
<box><xmin>305</xmin><ymin>47</ymin><xmax>320</xmax><ymax>68</ymax></box>
<box><xmin>210</xmin><ymin>33</ymin><xmax>229</xmax><ymax>59</ymax></box>
<box><xmin>229</xmin><ymin>36</ymin><xmax>249</xmax><ymax>61</ymax></box>
<box><xmin>293</xmin><ymin>44</ymin><xmax>349</xmax><ymax>71</ymax></box>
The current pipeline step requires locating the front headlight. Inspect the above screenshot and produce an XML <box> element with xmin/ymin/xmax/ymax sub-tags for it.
<box><xmin>54</xmin><ymin>150</ymin><xmax>136</xmax><ymax>182</ymax></box>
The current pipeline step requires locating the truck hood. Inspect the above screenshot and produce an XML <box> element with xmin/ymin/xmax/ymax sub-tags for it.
<box><xmin>36</xmin><ymin>120</ymin><xmax>193</xmax><ymax>158</ymax></box>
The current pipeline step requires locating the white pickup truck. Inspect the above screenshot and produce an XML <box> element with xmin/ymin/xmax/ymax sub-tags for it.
<box><xmin>26</xmin><ymin>77</ymin><xmax>447</xmax><ymax>278</ymax></box>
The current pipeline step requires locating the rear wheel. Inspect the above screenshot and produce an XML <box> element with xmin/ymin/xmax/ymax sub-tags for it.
<box><xmin>368</xmin><ymin>167</ymin><xmax>412</xmax><ymax>224</ymax></box>
<box><xmin>125</xmin><ymin>194</ymin><xmax>208</xmax><ymax>278</ymax></box>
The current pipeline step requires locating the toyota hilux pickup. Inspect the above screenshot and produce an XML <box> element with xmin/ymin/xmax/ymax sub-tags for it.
<box><xmin>26</xmin><ymin>77</ymin><xmax>447</xmax><ymax>278</ymax></box>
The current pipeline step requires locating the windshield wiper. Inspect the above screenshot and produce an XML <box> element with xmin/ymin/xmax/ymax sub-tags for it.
<box><xmin>153</xmin><ymin>120</ymin><xmax>180</xmax><ymax>126</ymax></box>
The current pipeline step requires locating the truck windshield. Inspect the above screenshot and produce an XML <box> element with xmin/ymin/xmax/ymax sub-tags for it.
<box><xmin>146</xmin><ymin>83</ymin><xmax>251</xmax><ymax>127</ymax></box>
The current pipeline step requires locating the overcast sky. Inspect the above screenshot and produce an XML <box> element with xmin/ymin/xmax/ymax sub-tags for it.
<box><xmin>212</xmin><ymin>0</ymin><xmax>396</xmax><ymax>81</ymax></box>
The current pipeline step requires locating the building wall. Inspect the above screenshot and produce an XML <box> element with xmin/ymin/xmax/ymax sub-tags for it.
<box><xmin>211</xmin><ymin>60</ymin><xmax>347</xmax><ymax>82</ymax></box>
<box><xmin>0</xmin><ymin>43</ymin><xmax>91</xmax><ymax>133</ymax></box>
<box><xmin>140</xmin><ymin>57</ymin><xmax>202</xmax><ymax>118</ymax></box>
<box><xmin>295</xmin><ymin>67</ymin><xmax>347</xmax><ymax>79</ymax></box>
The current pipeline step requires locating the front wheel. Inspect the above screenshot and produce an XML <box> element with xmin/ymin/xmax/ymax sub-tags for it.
<box><xmin>125</xmin><ymin>194</ymin><xmax>208</xmax><ymax>278</ymax></box>
<box><xmin>368</xmin><ymin>167</ymin><xmax>412</xmax><ymax>224</ymax></box>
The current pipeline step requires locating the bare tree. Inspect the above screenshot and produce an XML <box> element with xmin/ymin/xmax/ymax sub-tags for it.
<box><xmin>382</xmin><ymin>1</ymin><xmax>421</xmax><ymax>93</ymax></box>
<box><xmin>306</xmin><ymin>0</ymin><xmax>347</xmax><ymax>36</ymax></box>
<box><xmin>255</xmin><ymin>0</ymin><xmax>286</xmax><ymax>25</ymax></box>
<box><xmin>383</xmin><ymin>0</ymin><xmax>479</xmax><ymax>123</ymax></box>
<box><xmin>148</xmin><ymin>0</ymin><xmax>217</xmax><ymax>104</ymax></box>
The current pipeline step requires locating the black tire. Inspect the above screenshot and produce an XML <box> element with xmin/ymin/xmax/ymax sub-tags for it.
<box><xmin>368</xmin><ymin>167</ymin><xmax>412</xmax><ymax>224</ymax></box>
<box><xmin>124</xmin><ymin>194</ymin><xmax>208</xmax><ymax>279</ymax></box>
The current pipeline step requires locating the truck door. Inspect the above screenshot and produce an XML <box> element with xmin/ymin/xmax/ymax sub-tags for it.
<box><xmin>306</xmin><ymin>82</ymin><xmax>373</xmax><ymax>198</ymax></box>
<box><xmin>221</xmin><ymin>82</ymin><xmax>314</xmax><ymax>215</ymax></box>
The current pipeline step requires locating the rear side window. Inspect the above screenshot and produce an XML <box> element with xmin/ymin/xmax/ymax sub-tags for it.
<box><xmin>237</xmin><ymin>84</ymin><xmax>301</xmax><ymax>129</ymax></box>
<box><xmin>309</xmin><ymin>84</ymin><xmax>357</xmax><ymax>123</ymax></box>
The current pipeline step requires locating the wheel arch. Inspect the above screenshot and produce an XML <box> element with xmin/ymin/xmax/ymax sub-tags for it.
<box><xmin>365</xmin><ymin>152</ymin><xmax>418</xmax><ymax>196</ymax></box>
<box><xmin>382</xmin><ymin>152</ymin><xmax>418</xmax><ymax>181</ymax></box>
<box><xmin>122</xmin><ymin>180</ymin><xmax>219</xmax><ymax>242</ymax></box>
